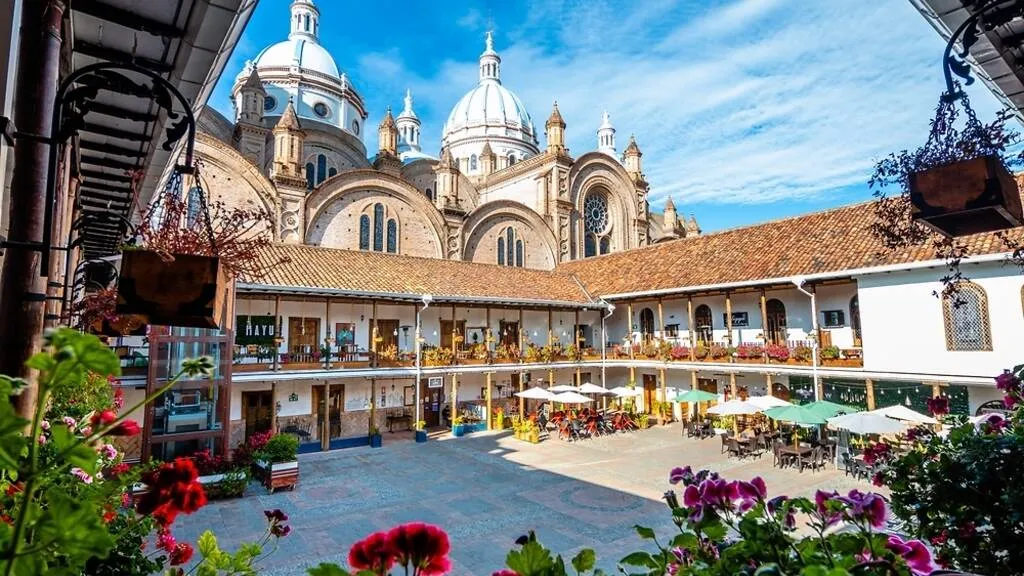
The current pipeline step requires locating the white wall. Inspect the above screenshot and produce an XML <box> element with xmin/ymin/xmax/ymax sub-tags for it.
<box><xmin>858</xmin><ymin>262</ymin><xmax>1023</xmax><ymax>378</ymax></box>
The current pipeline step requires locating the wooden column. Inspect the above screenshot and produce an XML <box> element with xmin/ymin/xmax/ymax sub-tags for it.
<box><xmin>759</xmin><ymin>289</ymin><xmax>768</xmax><ymax>343</ymax></box>
<box><xmin>765</xmin><ymin>373</ymin><xmax>773</xmax><ymax>397</ymax></box>
<box><xmin>451</xmin><ymin>373</ymin><xmax>458</xmax><ymax>433</ymax></box>
<box><xmin>485</xmin><ymin>307</ymin><xmax>492</xmax><ymax>358</ymax></box>
<box><xmin>575</xmin><ymin>367</ymin><xmax>582</xmax><ymax>387</ymax></box>
<box><xmin>627</xmin><ymin>303</ymin><xmax>635</xmax><ymax>358</ymax></box>
<box><xmin>865</xmin><ymin>379</ymin><xmax>876</xmax><ymax>411</ymax></box>
<box><xmin>518</xmin><ymin>308</ymin><xmax>524</xmax><ymax>352</ymax></box>
<box><xmin>321</xmin><ymin>382</ymin><xmax>331</xmax><ymax>451</ymax></box>
<box><xmin>931</xmin><ymin>382</ymin><xmax>942</xmax><ymax>398</ymax></box>
<box><xmin>725</xmin><ymin>292</ymin><xmax>733</xmax><ymax>346</ymax></box>
<box><xmin>729</xmin><ymin>373</ymin><xmax>739</xmax><ymax>434</ymax></box>
<box><xmin>574</xmin><ymin>309</ymin><xmax>580</xmax><ymax>357</ymax></box>
<box><xmin>657</xmin><ymin>298</ymin><xmax>664</xmax><ymax>340</ymax></box>
<box><xmin>518</xmin><ymin>307</ymin><xmax>525</xmax><ymax>416</ymax></box>
<box><xmin>273</xmin><ymin>295</ymin><xmax>282</xmax><ymax>371</ymax></box>
<box><xmin>659</xmin><ymin>367</ymin><xmax>667</xmax><ymax>416</ymax></box>
<box><xmin>687</xmin><ymin>297</ymin><xmax>695</xmax><ymax>360</ymax></box>
<box><xmin>371</xmin><ymin>300</ymin><xmax>379</xmax><ymax>367</ymax></box>
<box><xmin>547</xmin><ymin>308</ymin><xmax>554</xmax><ymax>385</ymax></box>
<box><xmin>369</xmin><ymin>377</ymin><xmax>377</xmax><ymax>435</ymax></box>
<box><xmin>451</xmin><ymin>304</ymin><xmax>457</xmax><ymax>359</ymax></box>
<box><xmin>485</xmin><ymin>372</ymin><xmax>493</xmax><ymax>430</ymax></box>
<box><xmin>270</xmin><ymin>381</ymin><xmax>278</xmax><ymax>433</ymax></box>
<box><xmin>325</xmin><ymin>298</ymin><xmax>332</xmax><ymax>368</ymax></box>
<box><xmin>690</xmin><ymin>370</ymin><xmax>699</xmax><ymax>419</ymax></box>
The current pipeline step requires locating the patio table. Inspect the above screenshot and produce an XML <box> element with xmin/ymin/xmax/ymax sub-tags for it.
<box><xmin>779</xmin><ymin>446</ymin><xmax>812</xmax><ymax>457</ymax></box>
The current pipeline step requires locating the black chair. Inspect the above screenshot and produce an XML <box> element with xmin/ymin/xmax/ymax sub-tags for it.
<box><xmin>800</xmin><ymin>446</ymin><xmax>826</xmax><ymax>473</ymax></box>
<box><xmin>720</xmin><ymin>433</ymin><xmax>730</xmax><ymax>454</ymax></box>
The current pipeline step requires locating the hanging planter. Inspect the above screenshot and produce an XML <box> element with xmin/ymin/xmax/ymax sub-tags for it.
<box><xmin>910</xmin><ymin>153</ymin><xmax>1022</xmax><ymax>237</ymax></box>
<box><xmin>116</xmin><ymin>249</ymin><xmax>229</xmax><ymax>329</ymax></box>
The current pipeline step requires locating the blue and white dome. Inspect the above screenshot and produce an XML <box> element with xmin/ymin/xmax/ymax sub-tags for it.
<box><xmin>441</xmin><ymin>33</ymin><xmax>539</xmax><ymax>175</ymax></box>
<box><xmin>254</xmin><ymin>38</ymin><xmax>339</xmax><ymax>78</ymax></box>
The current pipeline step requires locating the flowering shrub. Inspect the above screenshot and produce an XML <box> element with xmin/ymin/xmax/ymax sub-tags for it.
<box><xmin>821</xmin><ymin>345</ymin><xmax>841</xmax><ymax>360</ymax></box>
<box><xmin>670</xmin><ymin>346</ymin><xmax>690</xmax><ymax>360</ymax></box>
<box><xmin>707</xmin><ymin>344</ymin><xmax>728</xmax><ymax>359</ymax></box>
<box><xmin>495</xmin><ymin>343</ymin><xmax>520</xmax><ymax>361</ymax></box>
<box><xmin>880</xmin><ymin>366</ymin><xmax>1024</xmax><ymax>575</ymax></box>
<box><xmin>764</xmin><ymin>343</ymin><xmax>790</xmax><ymax>362</ymax></box>
<box><xmin>792</xmin><ymin>344</ymin><xmax>813</xmax><ymax>362</ymax></box>
<box><xmin>693</xmin><ymin>344</ymin><xmax>708</xmax><ymax>360</ymax></box>
<box><xmin>735</xmin><ymin>343</ymin><xmax>763</xmax><ymax>359</ymax></box>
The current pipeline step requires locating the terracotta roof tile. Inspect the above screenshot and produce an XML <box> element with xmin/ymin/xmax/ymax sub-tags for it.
<box><xmin>245</xmin><ymin>243</ymin><xmax>594</xmax><ymax>305</ymax></box>
<box><xmin>558</xmin><ymin>201</ymin><xmax>1024</xmax><ymax>296</ymax></box>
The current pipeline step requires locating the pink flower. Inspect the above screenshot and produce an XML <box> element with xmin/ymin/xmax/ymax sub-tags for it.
<box><xmin>37</xmin><ymin>435</ymin><xmax>46</xmax><ymax>445</ymax></box>
<box><xmin>926</xmin><ymin>396</ymin><xmax>949</xmax><ymax>417</ymax></box>
<box><xmin>114</xmin><ymin>388</ymin><xmax>125</xmax><ymax>410</ymax></box>
<box><xmin>79</xmin><ymin>426</ymin><xmax>92</xmax><ymax>437</ymax></box>
<box><xmin>737</xmin><ymin>477</ymin><xmax>766</xmax><ymax>500</ymax></box>
<box><xmin>40</xmin><ymin>420</ymin><xmax>50</xmax><ymax>431</ymax></box>
<box><xmin>668</xmin><ymin>466</ymin><xmax>692</xmax><ymax>485</ymax></box>
<box><xmin>100</xmin><ymin>444</ymin><xmax>118</xmax><ymax>460</ymax></box>
<box><xmin>842</xmin><ymin>490</ymin><xmax>888</xmax><ymax>529</ymax></box>
<box><xmin>71</xmin><ymin>467</ymin><xmax>93</xmax><ymax>484</ymax></box>
<box><xmin>156</xmin><ymin>529</ymin><xmax>177</xmax><ymax>552</ymax></box>
<box><xmin>995</xmin><ymin>370</ymin><xmax>1020</xmax><ymax>391</ymax></box>
<box><xmin>815</xmin><ymin>490</ymin><xmax>842</xmax><ymax>526</ymax></box>
<box><xmin>682</xmin><ymin>485</ymin><xmax>701</xmax><ymax>507</ymax></box>
<box><xmin>492</xmin><ymin>571</ymin><xmax>518</xmax><ymax>576</ymax></box>
<box><xmin>886</xmin><ymin>535</ymin><xmax>936</xmax><ymax>575</ymax></box>
<box><xmin>62</xmin><ymin>416</ymin><xmax>76</xmax><ymax>430</ymax></box>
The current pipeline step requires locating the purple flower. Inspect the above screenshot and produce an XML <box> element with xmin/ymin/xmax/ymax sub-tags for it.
<box><xmin>886</xmin><ymin>535</ymin><xmax>936</xmax><ymax>576</ymax></box>
<box><xmin>669</xmin><ymin>466</ymin><xmax>691</xmax><ymax>485</ymax></box>
<box><xmin>815</xmin><ymin>490</ymin><xmax>843</xmax><ymax>527</ymax></box>
<box><xmin>1003</xmin><ymin>394</ymin><xmax>1019</xmax><ymax>410</ymax></box>
<box><xmin>842</xmin><ymin>490</ymin><xmax>888</xmax><ymax>529</ymax></box>
<box><xmin>736</xmin><ymin>477</ymin><xmax>767</xmax><ymax>500</ymax></box>
<box><xmin>671</xmin><ymin>546</ymin><xmax>692</xmax><ymax>565</ymax></box>
<box><xmin>995</xmin><ymin>370</ymin><xmax>1020</xmax><ymax>391</ymax></box>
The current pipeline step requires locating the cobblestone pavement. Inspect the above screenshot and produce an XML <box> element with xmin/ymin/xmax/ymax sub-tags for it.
<box><xmin>173</xmin><ymin>424</ymin><xmax>873</xmax><ymax>575</ymax></box>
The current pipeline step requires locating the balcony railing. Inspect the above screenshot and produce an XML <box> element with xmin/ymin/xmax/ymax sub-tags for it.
<box><xmin>610</xmin><ymin>338</ymin><xmax>864</xmax><ymax>369</ymax></box>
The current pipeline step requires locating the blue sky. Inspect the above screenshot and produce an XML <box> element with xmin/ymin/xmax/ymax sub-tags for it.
<box><xmin>210</xmin><ymin>0</ymin><xmax>1007</xmax><ymax>233</ymax></box>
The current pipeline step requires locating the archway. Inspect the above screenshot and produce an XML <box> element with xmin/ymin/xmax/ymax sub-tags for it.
<box><xmin>694</xmin><ymin>304</ymin><xmax>712</xmax><ymax>344</ymax></box>
<box><xmin>639</xmin><ymin>308</ymin><xmax>655</xmax><ymax>340</ymax></box>
<box><xmin>766</xmin><ymin>299</ymin><xmax>787</xmax><ymax>344</ymax></box>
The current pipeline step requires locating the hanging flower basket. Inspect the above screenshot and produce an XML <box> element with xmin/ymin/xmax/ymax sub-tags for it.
<box><xmin>116</xmin><ymin>249</ymin><xmax>229</xmax><ymax>329</ymax></box>
<box><xmin>910</xmin><ymin>154</ymin><xmax>1023</xmax><ymax>237</ymax></box>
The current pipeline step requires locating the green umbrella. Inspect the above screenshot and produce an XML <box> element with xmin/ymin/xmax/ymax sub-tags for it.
<box><xmin>764</xmin><ymin>405</ymin><xmax>828</xmax><ymax>425</ymax></box>
<box><xmin>674</xmin><ymin>390</ymin><xmax>719</xmax><ymax>403</ymax></box>
<box><xmin>803</xmin><ymin>400</ymin><xmax>856</xmax><ymax>419</ymax></box>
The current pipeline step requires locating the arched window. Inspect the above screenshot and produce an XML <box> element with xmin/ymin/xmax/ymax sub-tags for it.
<box><xmin>359</xmin><ymin>215</ymin><xmax>370</xmax><ymax>250</ymax></box>
<box><xmin>766</xmin><ymin>299</ymin><xmax>787</xmax><ymax>344</ymax></box>
<box><xmin>639</xmin><ymin>308</ymin><xmax>655</xmax><ymax>339</ymax></box>
<box><xmin>305</xmin><ymin>163</ymin><xmax>315</xmax><ymax>190</ymax></box>
<box><xmin>186</xmin><ymin>187</ymin><xmax>202</xmax><ymax>227</ymax></box>
<box><xmin>498</xmin><ymin>228</ymin><xmax>523</xmax><ymax>267</ymax></box>
<box><xmin>694</xmin><ymin>305</ymin><xmax>713</xmax><ymax>343</ymax></box>
<box><xmin>943</xmin><ymin>283</ymin><xmax>992</xmax><ymax>351</ymax></box>
<box><xmin>599</xmin><ymin>236</ymin><xmax>610</xmax><ymax>255</ymax></box>
<box><xmin>316</xmin><ymin>154</ymin><xmax>327</xmax><ymax>185</ymax></box>
<box><xmin>373</xmin><ymin>203</ymin><xmax>384</xmax><ymax>251</ymax></box>
<box><xmin>386</xmin><ymin>219</ymin><xmax>397</xmax><ymax>253</ymax></box>
<box><xmin>304</xmin><ymin>14</ymin><xmax>310</xmax><ymax>31</ymax></box>
<box><xmin>515</xmin><ymin>239</ymin><xmax>523</xmax><ymax>267</ymax></box>
<box><xmin>584</xmin><ymin>191</ymin><xmax>611</xmax><ymax>257</ymax></box>
<box><xmin>328</xmin><ymin>167</ymin><xmax>337</xmax><ymax>178</ymax></box>
<box><xmin>497</xmin><ymin>237</ymin><xmax>505</xmax><ymax>265</ymax></box>
<box><xmin>584</xmin><ymin>233</ymin><xmax>596</xmax><ymax>258</ymax></box>
<box><xmin>506</xmin><ymin>227</ymin><xmax>514</xmax><ymax>265</ymax></box>
<box><xmin>507</xmin><ymin>153</ymin><xmax>516</xmax><ymax>166</ymax></box>
<box><xmin>470</xmin><ymin>154</ymin><xmax>478</xmax><ymax>171</ymax></box>
<box><xmin>425</xmin><ymin>188</ymin><xmax>433</xmax><ymax>201</ymax></box>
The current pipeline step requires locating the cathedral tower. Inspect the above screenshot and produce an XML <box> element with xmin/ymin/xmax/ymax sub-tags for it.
<box><xmin>373</xmin><ymin>107</ymin><xmax>402</xmax><ymax>176</ymax></box>
<box><xmin>396</xmin><ymin>90</ymin><xmax>421</xmax><ymax>157</ymax></box>
<box><xmin>271</xmin><ymin>100</ymin><xmax>307</xmax><ymax>243</ymax></box>
<box><xmin>623</xmin><ymin>134</ymin><xmax>643</xmax><ymax>180</ymax></box>
<box><xmin>597</xmin><ymin>110</ymin><xmax>616</xmax><ymax>157</ymax></box>
<box><xmin>662</xmin><ymin>196</ymin><xmax>679</xmax><ymax>239</ymax></box>
<box><xmin>233</xmin><ymin>66</ymin><xmax>269</xmax><ymax>167</ymax></box>
<box><xmin>545</xmin><ymin>102</ymin><xmax>566</xmax><ymax>155</ymax></box>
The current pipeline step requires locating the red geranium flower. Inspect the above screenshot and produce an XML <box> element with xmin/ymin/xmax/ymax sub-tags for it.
<box><xmin>169</xmin><ymin>542</ymin><xmax>194</xmax><ymax>566</ymax></box>
<box><xmin>91</xmin><ymin>410</ymin><xmax>117</xmax><ymax>428</ymax></box>
<box><xmin>387</xmin><ymin>522</ymin><xmax>451</xmax><ymax>574</ymax></box>
<box><xmin>110</xmin><ymin>419</ymin><xmax>141</xmax><ymax>437</ymax></box>
<box><xmin>135</xmin><ymin>458</ymin><xmax>207</xmax><ymax>527</ymax></box>
<box><xmin>348</xmin><ymin>531</ymin><xmax>396</xmax><ymax>573</ymax></box>
<box><xmin>493</xmin><ymin>571</ymin><xmax>519</xmax><ymax>576</ymax></box>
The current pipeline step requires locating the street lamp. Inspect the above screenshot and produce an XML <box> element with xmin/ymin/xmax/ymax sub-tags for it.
<box><xmin>792</xmin><ymin>276</ymin><xmax>820</xmax><ymax>402</ymax></box>
<box><xmin>415</xmin><ymin>294</ymin><xmax>433</xmax><ymax>433</ymax></box>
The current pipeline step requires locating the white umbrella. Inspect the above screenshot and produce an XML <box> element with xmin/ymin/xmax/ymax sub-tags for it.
<box><xmin>707</xmin><ymin>399</ymin><xmax>761</xmax><ymax>415</ymax></box>
<box><xmin>608</xmin><ymin>386</ymin><xmax>642</xmax><ymax>398</ymax></box>
<box><xmin>579</xmin><ymin>383</ymin><xmax>610</xmax><ymax>394</ymax></box>
<box><xmin>828</xmin><ymin>411</ymin><xmax>907</xmax><ymax>435</ymax></box>
<box><xmin>871</xmin><ymin>405</ymin><xmax>937</xmax><ymax>425</ymax></box>
<box><xmin>549</xmin><ymin>384</ymin><xmax>580</xmax><ymax>393</ymax></box>
<box><xmin>515</xmin><ymin>386</ymin><xmax>554</xmax><ymax>400</ymax></box>
<box><xmin>550</xmin><ymin>391</ymin><xmax>594</xmax><ymax>404</ymax></box>
<box><xmin>747</xmin><ymin>395</ymin><xmax>792</xmax><ymax>410</ymax></box>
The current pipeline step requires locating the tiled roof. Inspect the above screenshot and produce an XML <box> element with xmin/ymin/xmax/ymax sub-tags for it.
<box><xmin>244</xmin><ymin>243</ymin><xmax>595</xmax><ymax>305</ymax></box>
<box><xmin>558</xmin><ymin>201</ymin><xmax>1024</xmax><ymax>297</ymax></box>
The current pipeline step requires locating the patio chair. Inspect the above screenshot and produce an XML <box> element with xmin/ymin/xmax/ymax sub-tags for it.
<box><xmin>726</xmin><ymin>438</ymin><xmax>742</xmax><ymax>459</ymax></box>
<box><xmin>840</xmin><ymin>452</ymin><xmax>855</xmax><ymax>477</ymax></box>
<box><xmin>800</xmin><ymin>446</ymin><xmax>826</xmax><ymax>473</ymax></box>
<box><xmin>720</xmin><ymin>433</ymin><xmax>730</xmax><ymax>454</ymax></box>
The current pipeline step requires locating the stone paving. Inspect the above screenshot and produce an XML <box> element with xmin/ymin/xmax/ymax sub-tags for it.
<box><xmin>174</xmin><ymin>424</ymin><xmax>873</xmax><ymax>575</ymax></box>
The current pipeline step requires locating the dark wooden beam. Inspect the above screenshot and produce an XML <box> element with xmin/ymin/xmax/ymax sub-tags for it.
<box><xmin>87</xmin><ymin>101</ymin><xmax>158</xmax><ymax>123</ymax></box>
<box><xmin>80</xmin><ymin>187</ymin><xmax>132</xmax><ymax>202</ymax></box>
<box><xmin>79</xmin><ymin>139</ymin><xmax>146</xmax><ymax>158</ymax></box>
<box><xmin>79</xmin><ymin>168</ymin><xmax>132</xmax><ymax>184</ymax></box>
<box><xmin>72</xmin><ymin>0</ymin><xmax>185</xmax><ymax>39</ymax></box>
<box><xmin>80</xmin><ymin>154</ymin><xmax>139</xmax><ymax>171</ymax></box>
<box><xmin>81</xmin><ymin>122</ymin><xmax>150</xmax><ymax>142</ymax></box>
<box><xmin>73</xmin><ymin>40</ymin><xmax>174</xmax><ymax>72</ymax></box>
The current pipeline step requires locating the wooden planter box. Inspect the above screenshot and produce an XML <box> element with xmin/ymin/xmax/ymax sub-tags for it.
<box><xmin>256</xmin><ymin>460</ymin><xmax>298</xmax><ymax>492</ymax></box>
<box><xmin>822</xmin><ymin>358</ymin><xmax>863</xmax><ymax>368</ymax></box>
<box><xmin>735</xmin><ymin>357</ymin><xmax>764</xmax><ymax>364</ymax></box>
<box><xmin>116</xmin><ymin>250</ymin><xmax>229</xmax><ymax>329</ymax></box>
<box><xmin>910</xmin><ymin>154</ymin><xmax>1024</xmax><ymax>237</ymax></box>
<box><xmin>460</xmin><ymin>358</ymin><xmax>489</xmax><ymax>365</ymax></box>
<box><xmin>708</xmin><ymin>356</ymin><xmax>731</xmax><ymax>363</ymax></box>
<box><xmin>581</xmin><ymin>354</ymin><xmax>602</xmax><ymax>361</ymax></box>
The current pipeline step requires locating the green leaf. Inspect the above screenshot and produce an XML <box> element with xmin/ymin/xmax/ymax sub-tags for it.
<box><xmin>633</xmin><ymin>525</ymin><xmax>656</xmax><ymax>540</ymax></box>
<box><xmin>198</xmin><ymin>530</ymin><xmax>220</xmax><ymax>557</ymax></box>
<box><xmin>506</xmin><ymin>540</ymin><xmax>555</xmax><ymax>576</ymax></box>
<box><xmin>669</xmin><ymin>533</ymin><xmax>697</xmax><ymax>549</ymax></box>
<box><xmin>182</xmin><ymin>355</ymin><xmax>215</xmax><ymax>378</ymax></box>
<box><xmin>307</xmin><ymin>565</ymin><xmax>352</xmax><ymax>576</ymax></box>
<box><xmin>49</xmin><ymin>424</ymin><xmax>100</xmax><ymax>475</ymax></box>
<box><xmin>701</xmin><ymin>521</ymin><xmax>727</xmax><ymax>541</ymax></box>
<box><xmin>571</xmin><ymin>548</ymin><xmax>596</xmax><ymax>573</ymax></box>
<box><xmin>619</xmin><ymin>551</ymin><xmax>657</xmax><ymax>568</ymax></box>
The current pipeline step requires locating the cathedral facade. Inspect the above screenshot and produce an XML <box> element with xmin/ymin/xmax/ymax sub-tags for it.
<box><xmin>194</xmin><ymin>0</ymin><xmax>700</xmax><ymax>270</ymax></box>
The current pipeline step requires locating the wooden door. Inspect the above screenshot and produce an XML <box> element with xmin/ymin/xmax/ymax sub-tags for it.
<box><xmin>500</xmin><ymin>321</ymin><xmax>519</xmax><ymax>346</ymax></box>
<box><xmin>440</xmin><ymin>320</ymin><xmax>466</xmax><ymax>350</ymax></box>
<box><xmin>766</xmin><ymin>299</ymin><xmax>787</xmax><ymax>344</ymax></box>
<box><xmin>374</xmin><ymin>319</ymin><xmax>400</xmax><ymax>350</ymax></box>
<box><xmin>242</xmin><ymin>391</ymin><xmax>273</xmax><ymax>438</ymax></box>
<box><xmin>312</xmin><ymin>385</ymin><xmax>325</xmax><ymax>442</ymax></box>
<box><xmin>288</xmin><ymin>317</ymin><xmax>320</xmax><ymax>360</ymax></box>
<box><xmin>643</xmin><ymin>374</ymin><xmax>658</xmax><ymax>414</ymax></box>
<box><xmin>421</xmin><ymin>379</ymin><xmax>442</xmax><ymax>427</ymax></box>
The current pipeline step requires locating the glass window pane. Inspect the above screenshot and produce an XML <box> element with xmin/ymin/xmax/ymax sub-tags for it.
<box><xmin>506</xmin><ymin>228</ymin><xmax>514</xmax><ymax>265</ymax></box>
<box><xmin>516</xmin><ymin>240</ymin><xmax>523</xmax><ymax>267</ymax></box>
<box><xmin>317</xmin><ymin>154</ymin><xmax>327</xmax><ymax>185</ymax></box>
<box><xmin>359</xmin><ymin>215</ymin><xmax>370</xmax><ymax>250</ymax></box>
<box><xmin>599</xmin><ymin>236</ymin><xmax>610</xmax><ymax>254</ymax></box>
<box><xmin>305</xmin><ymin>163</ymin><xmax>315</xmax><ymax>190</ymax></box>
<box><xmin>584</xmin><ymin>233</ymin><xmax>596</xmax><ymax>257</ymax></box>
<box><xmin>386</xmin><ymin>219</ymin><xmax>397</xmax><ymax>253</ymax></box>
<box><xmin>497</xmin><ymin>237</ymin><xmax>505</xmax><ymax>265</ymax></box>
<box><xmin>328</xmin><ymin>167</ymin><xmax>337</xmax><ymax>178</ymax></box>
<box><xmin>373</xmin><ymin>204</ymin><xmax>384</xmax><ymax>251</ymax></box>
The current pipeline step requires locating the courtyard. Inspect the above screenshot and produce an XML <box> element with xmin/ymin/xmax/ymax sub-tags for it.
<box><xmin>175</xmin><ymin>425</ymin><xmax>874</xmax><ymax>575</ymax></box>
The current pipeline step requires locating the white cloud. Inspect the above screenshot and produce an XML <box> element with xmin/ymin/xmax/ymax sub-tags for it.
<box><xmin>456</xmin><ymin>8</ymin><xmax>484</xmax><ymax>30</ymax></box>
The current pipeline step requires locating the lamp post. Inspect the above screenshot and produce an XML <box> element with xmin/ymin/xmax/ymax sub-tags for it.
<box><xmin>792</xmin><ymin>277</ymin><xmax>820</xmax><ymax>402</ymax></box>
<box><xmin>415</xmin><ymin>294</ymin><xmax>433</xmax><ymax>433</ymax></box>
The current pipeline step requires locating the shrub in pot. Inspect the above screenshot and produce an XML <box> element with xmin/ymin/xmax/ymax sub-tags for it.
<box><xmin>369</xmin><ymin>425</ymin><xmax>383</xmax><ymax>448</ymax></box>
<box><xmin>415</xmin><ymin>420</ymin><xmax>428</xmax><ymax>443</ymax></box>
<box><xmin>452</xmin><ymin>416</ymin><xmax>465</xmax><ymax>438</ymax></box>
<box><xmin>254</xmin><ymin>433</ymin><xmax>299</xmax><ymax>492</ymax></box>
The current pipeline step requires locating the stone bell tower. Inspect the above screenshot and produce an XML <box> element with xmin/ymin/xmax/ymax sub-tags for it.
<box><xmin>270</xmin><ymin>100</ymin><xmax>307</xmax><ymax>243</ymax></box>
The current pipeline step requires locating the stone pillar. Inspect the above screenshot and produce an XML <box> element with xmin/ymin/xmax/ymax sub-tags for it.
<box><xmin>657</xmin><ymin>298</ymin><xmax>664</xmax><ymax>341</ymax></box>
<box><xmin>659</xmin><ymin>367</ymin><xmax>667</xmax><ymax>421</ymax></box>
<box><xmin>729</xmin><ymin>373</ymin><xmax>739</xmax><ymax>434</ymax></box>
<box><xmin>865</xmin><ymin>379</ymin><xmax>876</xmax><ymax>411</ymax></box>
<box><xmin>765</xmin><ymin>373</ymin><xmax>773</xmax><ymax>397</ymax></box>
<box><xmin>687</xmin><ymin>297</ymin><xmax>695</xmax><ymax>360</ymax></box>
<box><xmin>485</xmin><ymin>372</ymin><xmax>492</xmax><ymax>430</ymax></box>
<box><xmin>369</xmin><ymin>377</ymin><xmax>377</xmax><ymax>435</ymax></box>
<box><xmin>519</xmin><ymin>372</ymin><xmax>525</xmax><ymax>416</ymax></box>
<box><xmin>725</xmin><ymin>292</ymin><xmax>733</xmax><ymax>346</ymax></box>
<box><xmin>627</xmin><ymin>303</ymin><xmax>634</xmax><ymax>358</ymax></box>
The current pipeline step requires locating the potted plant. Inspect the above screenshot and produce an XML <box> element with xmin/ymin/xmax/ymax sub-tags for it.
<box><xmin>792</xmin><ymin>344</ymin><xmax>813</xmax><ymax>364</ymax></box>
<box><xmin>709</xmin><ymin>344</ymin><xmax>729</xmax><ymax>361</ymax></box>
<box><xmin>494</xmin><ymin>408</ymin><xmax>505</xmax><ymax>431</ymax></box>
<box><xmin>735</xmin><ymin>343</ymin><xmax>764</xmax><ymax>363</ymax></box>
<box><xmin>415</xmin><ymin>421</ymin><xmax>427</xmax><ymax>443</ymax></box>
<box><xmin>765</xmin><ymin>343</ymin><xmax>790</xmax><ymax>363</ymax></box>
<box><xmin>369</xmin><ymin>425</ymin><xmax>383</xmax><ymax>448</ymax></box>
<box><xmin>670</xmin><ymin>346</ymin><xmax>690</xmax><ymax>361</ymax></box>
<box><xmin>637</xmin><ymin>413</ymin><xmax>650</xmax><ymax>429</ymax></box>
<box><xmin>253</xmin><ymin>433</ymin><xmax>299</xmax><ymax>493</ymax></box>
<box><xmin>452</xmin><ymin>416</ymin><xmax>466</xmax><ymax>438</ymax></box>
<box><xmin>528</xmin><ymin>422</ymin><xmax>540</xmax><ymax>444</ymax></box>
<box><xmin>524</xmin><ymin>344</ymin><xmax>541</xmax><ymax>363</ymax></box>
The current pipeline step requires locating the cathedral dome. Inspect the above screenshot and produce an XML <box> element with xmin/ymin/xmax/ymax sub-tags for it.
<box><xmin>441</xmin><ymin>33</ymin><xmax>539</xmax><ymax>174</ymax></box>
<box><xmin>255</xmin><ymin>38</ymin><xmax>339</xmax><ymax>78</ymax></box>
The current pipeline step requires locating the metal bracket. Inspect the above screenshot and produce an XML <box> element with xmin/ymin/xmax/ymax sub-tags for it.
<box><xmin>0</xmin><ymin>116</ymin><xmax>13</xmax><ymax>146</ymax></box>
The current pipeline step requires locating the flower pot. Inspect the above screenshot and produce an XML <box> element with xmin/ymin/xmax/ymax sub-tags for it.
<box><xmin>910</xmin><ymin>154</ymin><xmax>1024</xmax><ymax>236</ymax></box>
<box><xmin>257</xmin><ymin>460</ymin><xmax>298</xmax><ymax>492</ymax></box>
<box><xmin>116</xmin><ymin>250</ymin><xmax>230</xmax><ymax>329</ymax></box>
<box><xmin>452</xmin><ymin>424</ymin><xmax>465</xmax><ymax>438</ymax></box>
<box><xmin>369</xmin><ymin>433</ymin><xmax>383</xmax><ymax>448</ymax></box>
<box><xmin>415</xmin><ymin>430</ymin><xmax>428</xmax><ymax>443</ymax></box>
<box><xmin>528</xmin><ymin>429</ymin><xmax>540</xmax><ymax>443</ymax></box>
